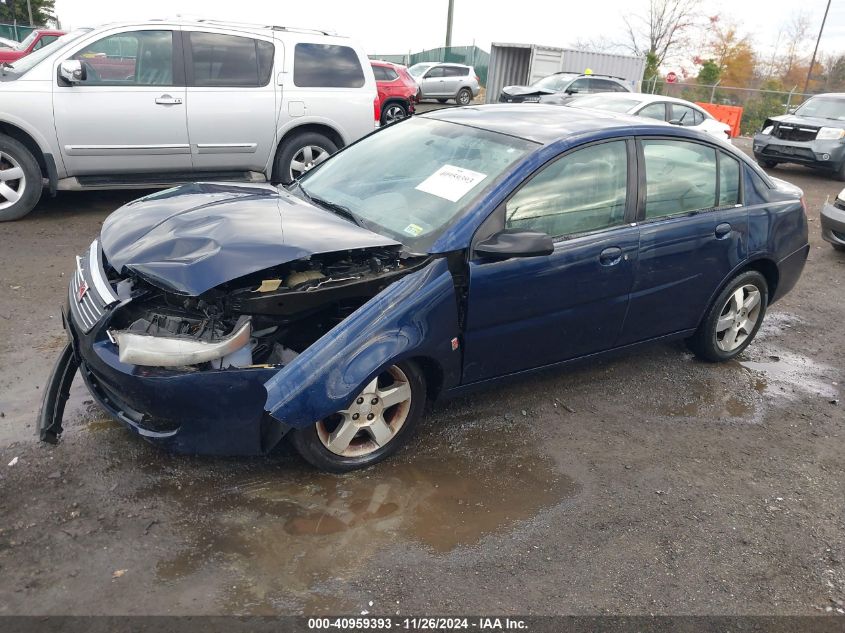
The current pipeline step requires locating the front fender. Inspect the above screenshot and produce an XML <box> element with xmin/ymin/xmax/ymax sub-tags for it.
<box><xmin>263</xmin><ymin>257</ymin><xmax>461</xmax><ymax>427</ymax></box>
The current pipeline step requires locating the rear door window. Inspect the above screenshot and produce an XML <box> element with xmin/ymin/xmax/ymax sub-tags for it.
<box><xmin>642</xmin><ymin>139</ymin><xmax>717</xmax><ymax>218</ymax></box>
<box><xmin>294</xmin><ymin>43</ymin><xmax>365</xmax><ymax>88</ymax></box>
<box><xmin>445</xmin><ymin>66</ymin><xmax>469</xmax><ymax>77</ymax></box>
<box><xmin>187</xmin><ymin>32</ymin><xmax>274</xmax><ymax>87</ymax></box>
<box><xmin>592</xmin><ymin>78</ymin><xmax>625</xmax><ymax>92</ymax></box>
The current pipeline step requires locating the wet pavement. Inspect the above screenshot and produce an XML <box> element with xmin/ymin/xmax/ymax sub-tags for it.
<box><xmin>0</xmin><ymin>140</ymin><xmax>843</xmax><ymax>615</ymax></box>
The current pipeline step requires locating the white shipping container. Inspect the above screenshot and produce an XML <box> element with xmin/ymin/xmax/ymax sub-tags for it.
<box><xmin>486</xmin><ymin>43</ymin><xmax>646</xmax><ymax>104</ymax></box>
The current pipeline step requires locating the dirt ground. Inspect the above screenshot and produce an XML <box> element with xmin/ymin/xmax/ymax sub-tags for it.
<box><xmin>0</xmin><ymin>138</ymin><xmax>843</xmax><ymax>616</ymax></box>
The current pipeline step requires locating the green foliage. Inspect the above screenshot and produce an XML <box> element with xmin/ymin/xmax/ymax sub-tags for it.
<box><xmin>740</xmin><ymin>79</ymin><xmax>787</xmax><ymax>136</ymax></box>
<box><xmin>697</xmin><ymin>59</ymin><xmax>721</xmax><ymax>85</ymax></box>
<box><xmin>0</xmin><ymin>0</ymin><xmax>55</xmax><ymax>27</ymax></box>
<box><xmin>643</xmin><ymin>52</ymin><xmax>659</xmax><ymax>82</ymax></box>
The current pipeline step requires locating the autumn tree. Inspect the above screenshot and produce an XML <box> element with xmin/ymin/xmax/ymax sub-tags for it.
<box><xmin>704</xmin><ymin>15</ymin><xmax>756</xmax><ymax>88</ymax></box>
<box><xmin>623</xmin><ymin>0</ymin><xmax>699</xmax><ymax>70</ymax></box>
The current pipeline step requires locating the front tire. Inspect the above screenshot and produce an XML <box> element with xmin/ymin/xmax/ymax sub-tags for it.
<box><xmin>0</xmin><ymin>134</ymin><xmax>43</xmax><ymax>222</ymax></box>
<box><xmin>757</xmin><ymin>158</ymin><xmax>778</xmax><ymax>170</ymax></box>
<box><xmin>290</xmin><ymin>360</ymin><xmax>426</xmax><ymax>472</ymax></box>
<box><xmin>272</xmin><ymin>131</ymin><xmax>337</xmax><ymax>185</ymax></box>
<box><xmin>687</xmin><ymin>270</ymin><xmax>768</xmax><ymax>362</ymax></box>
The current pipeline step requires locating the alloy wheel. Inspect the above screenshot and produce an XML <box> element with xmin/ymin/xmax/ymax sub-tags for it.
<box><xmin>457</xmin><ymin>89</ymin><xmax>472</xmax><ymax>105</ymax></box>
<box><xmin>0</xmin><ymin>151</ymin><xmax>26</xmax><ymax>211</ymax></box>
<box><xmin>315</xmin><ymin>365</ymin><xmax>413</xmax><ymax>458</ymax></box>
<box><xmin>383</xmin><ymin>104</ymin><xmax>406</xmax><ymax>124</ymax></box>
<box><xmin>289</xmin><ymin>144</ymin><xmax>329</xmax><ymax>181</ymax></box>
<box><xmin>715</xmin><ymin>284</ymin><xmax>762</xmax><ymax>352</ymax></box>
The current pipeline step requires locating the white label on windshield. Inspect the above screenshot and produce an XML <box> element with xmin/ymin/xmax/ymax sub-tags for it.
<box><xmin>415</xmin><ymin>165</ymin><xmax>488</xmax><ymax>202</ymax></box>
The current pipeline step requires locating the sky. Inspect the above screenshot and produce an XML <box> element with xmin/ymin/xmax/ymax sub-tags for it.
<box><xmin>53</xmin><ymin>0</ymin><xmax>845</xmax><ymax>72</ymax></box>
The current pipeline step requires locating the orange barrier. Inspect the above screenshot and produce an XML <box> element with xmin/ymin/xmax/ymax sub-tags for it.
<box><xmin>696</xmin><ymin>102</ymin><xmax>743</xmax><ymax>138</ymax></box>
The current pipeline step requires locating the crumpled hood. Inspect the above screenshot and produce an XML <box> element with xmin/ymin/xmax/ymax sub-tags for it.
<box><xmin>501</xmin><ymin>85</ymin><xmax>555</xmax><ymax>97</ymax></box>
<box><xmin>101</xmin><ymin>182</ymin><xmax>400</xmax><ymax>296</ymax></box>
<box><xmin>769</xmin><ymin>114</ymin><xmax>842</xmax><ymax>128</ymax></box>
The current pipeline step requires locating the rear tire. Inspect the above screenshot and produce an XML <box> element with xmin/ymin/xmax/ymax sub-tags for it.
<box><xmin>687</xmin><ymin>270</ymin><xmax>768</xmax><ymax>362</ymax></box>
<box><xmin>757</xmin><ymin>158</ymin><xmax>778</xmax><ymax>170</ymax></box>
<box><xmin>457</xmin><ymin>87</ymin><xmax>472</xmax><ymax>105</ymax></box>
<box><xmin>290</xmin><ymin>360</ymin><xmax>426</xmax><ymax>472</ymax></box>
<box><xmin>380</xmin><ymin>101</ymin><xmax>408</xmax><ymax>125</ymax></box>
<box><xmin>272</xmin><ymin>131</ymin><xmax>338</xmax><ymax>185</ymax></box>
<box><xmin>0</xmin><ymin>134</ymin><xmax>43</xmax><ymax>222</ymax></box>
<box><xmin>832</xmin><ymin>243</ymin><xmax>845</xmax><ymax>252</ymax></box>
<box><xmin>436</xmin><ymin>98</ymin><xmax>448</xmax><ymax>104</ymax></box>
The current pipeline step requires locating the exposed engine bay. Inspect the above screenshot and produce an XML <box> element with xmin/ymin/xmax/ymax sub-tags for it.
<box><xmin>107</xmin><ymin>246</ymin><xmax>428</xmax><ymax>370</ymax></box>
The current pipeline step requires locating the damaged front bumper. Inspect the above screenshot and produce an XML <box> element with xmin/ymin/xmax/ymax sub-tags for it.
<box><xmin>62</xmin><ymin>307</ymin><xmax>290</xmax><ymax>455</ymax></box>
<box><xmin>752</xmin><ymin>134</ymin><xmax>845</xmax><ymax>170</ymax></box>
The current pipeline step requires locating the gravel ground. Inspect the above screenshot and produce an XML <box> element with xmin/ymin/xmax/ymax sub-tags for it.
<box><xmin>0</xmin><ymin>137</ymin><xmax>843</xmax><ymax>616</ymax></box>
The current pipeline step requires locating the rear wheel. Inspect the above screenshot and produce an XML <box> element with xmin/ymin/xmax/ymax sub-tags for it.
<box><xmin>457</xmin><ymin>87</ymin><xmax>472</xmax><ymax>105</ymax></box>
<box><xmin>381</xmin><ymin>101</ymin><xmax>408</xmax><ymax>125</ymax></box>
<box><xmin>436</xmin><ymin>98</ymin><xmax>448</xmax><ymax>104</ymax></box>
<box><xmin>273</xmin><ymin>131</ymin><xmax>337</xmax><ymax>185</ymax></box>
<box><xmin>291</xmin><ymin>361</ymin><xmax>426</xmax><ymax>472</ymax></box>
<box><xmin>687</xmin><ymin>270</ymin><xmax>768</xmax><ymax>362</ymax></box>
<box><xmin>757</xmin><ymin>158</ymin><xmax>778</xmax><ymax>170</ymax></box>
<box><xmin>0</xmin><ymin>134</ymin><xmax>43</xmax><ymax>222</ymax></box>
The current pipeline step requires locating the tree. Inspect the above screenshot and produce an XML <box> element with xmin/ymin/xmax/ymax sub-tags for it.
<box><xmin>704</xmin><ymin>16</ymin><xmax>756</xmax><ymax>88</ymax></box>
<box><xmin>623</xmin><ymin>0</ymin><xmax>700</xmax><ymax>69</ymax></box>
<box><xmin>0</xmin><ymin>0</ymin><xmax>55</xmax><ymax>27</ymax></box>
<box><xmin>778</xmin><ymin>11</ymin><xmax>811</xmax><ymax>84</ymax></box>
<box><xmin>825</xmin><ymin>55</ymin><xmax>845</xmax><ymax>92</ymax></box>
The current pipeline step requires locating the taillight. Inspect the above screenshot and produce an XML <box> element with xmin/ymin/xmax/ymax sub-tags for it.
<box><xmin>475</xmin><ymin>74</ymin><xmax>480</xmax><ymax>83</ymax></box>
<box><xmin>373</xmin><ymin>96</ymin><xmax>380</xmax><ymax>125</ymax></box>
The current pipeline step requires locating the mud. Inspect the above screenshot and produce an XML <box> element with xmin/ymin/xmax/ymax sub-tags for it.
<box><xmin>0</xmin><ymin>140</ymin><xmax>843</xmax><ymax>615</ymax></box>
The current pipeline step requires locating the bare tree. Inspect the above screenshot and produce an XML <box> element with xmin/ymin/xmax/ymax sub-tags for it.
<box><xmin>623</xmin><ymin>0</ymin><xmax>700</xmax><ymax>68</ymax></box>
<box><xmin>569</xmin><ymin>36</ymin><xmax>626</xmax><ymax>54</ymax></box>
<box><xmin>780</xmin><ymin>11</ymin><xmax>811</xmax><ymax>78</ymax></box>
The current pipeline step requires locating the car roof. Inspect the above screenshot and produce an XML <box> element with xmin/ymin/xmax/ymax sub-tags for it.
<box><xmin>422</xmin><ymin>103</ymin><xmax>679</xmax><ymax>144</ymax></box>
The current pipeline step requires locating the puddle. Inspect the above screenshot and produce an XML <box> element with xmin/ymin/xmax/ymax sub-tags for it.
<box><xmin>143</xmin><ymin>425</ymin><xmax>574</xmax><ymax>613</ymax></box>
<box><xmin>740</xmin><ymin>349</ymin><xmax>839</xmax><ymax>400</ymax></box>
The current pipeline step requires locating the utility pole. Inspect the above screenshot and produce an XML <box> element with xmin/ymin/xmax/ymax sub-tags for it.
<box><xmin>803</xmin><ymin>0</ymin><xmax>831</xmax><ymax>94</ymax></box>
<box><xmin>25</xmin><ymin>0</ymin><xmax>32</xmax><ymax>25</ymax></box>
<box><xmin>445</xmin><ymin>0</ymin><xmax>454</xmax><ymax>48</ymax></box>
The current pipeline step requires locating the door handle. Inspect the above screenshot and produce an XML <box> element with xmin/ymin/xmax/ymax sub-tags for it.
<box><xmin>715</xmin><ymin>222</ymin><xmax>732</xmax><ymax>239</ymax></box>
<box><xmin>599</xmin><ymin>246</ymin><xmax>624</xmax><ymax>266</ymax></box>
<box><xmin>155</xmin><ymin>95</ymin><xmax>182</xmax><ymax>105</ymax></box>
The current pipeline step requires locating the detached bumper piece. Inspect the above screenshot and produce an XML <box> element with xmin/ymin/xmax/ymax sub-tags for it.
<box><xmin>37</xmin><ymin>341</ymin><xmax>79</xmax><ymax>444</ymax></box>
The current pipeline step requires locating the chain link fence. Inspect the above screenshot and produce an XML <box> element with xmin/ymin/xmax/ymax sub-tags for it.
<box><xmin>644</xmin><ymin>79</ymin><xmax>814</xmax><ymax>136</ymax></box>
<box><xmin>0</xmin><ymin>21</ymin><xmax>34</xmax><ymax>42</ymax></box>
<box><xmin>369</xmin><ymin>45</ymin><xmax>490</xmax><ymax>87</ymax></box>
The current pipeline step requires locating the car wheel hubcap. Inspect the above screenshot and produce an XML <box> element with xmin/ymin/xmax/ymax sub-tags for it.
<box><xmin>316</xmin><ymin>365</ymin><xmax>412</xmax><ymax>458</ymax></box>
<box><xmin>715</xmin><ymin>284</ymin><xmax>762</xmax><ymax>352</ymax></box>
<box><xmin>385</xmin><ymin>105</ymin><xmax>405</xmax><ymax>123</ymax></box>
<box><xmin>289</xmin><ymin>145</ymin><xmax>329</xmax><ymax>181</ymax></box>
<box><xmin>0</xmin><ymin>151</ymin><xmax>26</xmax><ymax>211</ymax></box>
<box><xmin>459</xmin><ymin>91</ymin><xmax>470</xmax><ymax>104</ymax></box>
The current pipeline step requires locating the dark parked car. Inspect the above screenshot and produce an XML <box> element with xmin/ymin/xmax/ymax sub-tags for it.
<box><xmin>753</xmin><ymin>93</ymin><xmax>845</xmax><ymax>180</ymax></box>
<box><xmin>499</xmin><ymin>72</ymin><xmax>630</xmax><ymax>103</ymax></box>
<box><xmin>40</xmin><ymin>105</ymin><xmax>809</xmax><ymax>472</ymax></box>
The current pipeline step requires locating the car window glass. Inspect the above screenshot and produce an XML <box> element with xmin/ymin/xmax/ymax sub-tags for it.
<box><xmin>642</xmin><ymin>139</ymin><xmax>717</xmax><ymax>218</ymax></box>
<box><xmin>425</xmin><ymin>66</ymin><xmax>445</xmax><ymax>78</ymax></box>
<box><xmin>719</xmin><ymin>152</ymin><xmax>741</xmax><ymax>206</ymax></box>
<box><xmin>446</xmin><ymin>66</ymin><xmax>469</xmax><ymax>77</ymax></box>
<box><xmin>505</xmin><ymin>140</ymin><xmax>628</xmax><ymax>238</ymax></box>
<box><xmin>72</xmin><ymin>30</ymin><xmax>173</xmax><ymax>85</ymax></box>
<box><xmin>567</xmin><ymin>78</ymin><xmax>591</xmax><ymax>93</ymax></box>
<box><xmin>693</xmin><ymin>109</ymin><xmax>705</xmax><ymax>125</ymax></box>
<box><xmin>32</xmin><ymin>38</ymin><xmax>44</xmax><ymax>50</ymax></box>
<box><xmin>293</xmin><ymin>43</ymin><xmax>365</xmax><ymax>88</ymax></box>
<box><xmin>189</xmin><ymin>32</ymin><xmax>273</xmax><ymax>87</ymax></box>
<box><xmin>670</xmin><ymin>104</ymin><xmax>696</xmax><ymax>126</ymax></box>
<box><xmin>639</xmin><ymin>102</ymin><xmax>666</xmax><ymax>120</ymax></box>
<box><xmin>371</xmin><ymin>65</ymin><xmax>386</xmax><ymax>81</ymax></box>
<box><xmin>592</xmin><ymin>79</ymin><xmax>619</xmax><ymax>91</ymax></box>
<box><xmin>383</xmin><ymin>67</ymin><xmax>399</xmax><ymax>80</ymax></box>
<box><xmin>41</xmin><ymin>35</ymin><xmax>58</xmax><ymax>47</ymax></box>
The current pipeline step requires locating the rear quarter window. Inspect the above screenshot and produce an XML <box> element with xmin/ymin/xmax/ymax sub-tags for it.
<box><xmin>294</xmin><ymin>43</ymin><xmax>365</xmax><ymax>88</ymax></box>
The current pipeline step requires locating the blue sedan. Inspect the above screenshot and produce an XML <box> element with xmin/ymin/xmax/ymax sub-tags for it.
<box><xmin>40</xmin><ymin>105</ymin><xmax>810</xmax><ymax>471</ymax></box>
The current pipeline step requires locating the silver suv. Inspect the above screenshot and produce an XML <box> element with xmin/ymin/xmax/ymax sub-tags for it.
<box><xmin>0</xmin><ymin>18</ymin><xmax>379</xmax><ymax>221</ymax></box>
<box><xmin>408</xmin><ymin>62</ymin><xmax>480</xmax><ymax>105</ymax></box>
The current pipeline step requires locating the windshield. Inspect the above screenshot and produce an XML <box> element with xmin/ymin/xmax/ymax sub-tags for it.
<box><xmin>2</xmin><ymin>28</ymin><xmax>89</xmax><ymax>76</ymax></box>
<box><xmin>794</xmin><ymin>97</ymin><xmax>845</xmax><ymax>121</ymax></box>
<box><xmin>571</xmin><ymin>95</ymin><xmax>643</xmax><ymax>113</ymax></box>
<box><xmin>531</xmin><ymin>73</ymin><xmax>578</xmax><ymax>92</ymax></box>
<box><xmin>297</xmin><ymin>117</ymin><xmax>537</xmax><ymax>251</ymax></box>
<box><xmin>0</xmin><ymin>36</ymin><xmax>16</xmax><ymax>49</ymax></box>
<box><xmin>408</xmin><ymin>63</ymin><xmax>434</xmax><ymax>77</ymax></box>
<box><xmin>14</xmin><ymin>31</ymin><xmax>37</xmax><ymax>51</ymax></box>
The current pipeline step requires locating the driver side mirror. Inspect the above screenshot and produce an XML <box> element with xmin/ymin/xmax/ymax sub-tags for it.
<box><xmin>787</xmin><ymin>107</ymin><xmax>797</xmax><ymax>115</ymax></box>
<box><xmin>58</xmin><ymin>59</ymin><xmax>85</xmax><ymax>84</ymax></box>
<box><xmin>475</xmin><ymin>229</ymin><xmax>554</xmax><ymax>260</ymax></box>
<box><xmin>565</xmin><ymin>88</ymin><xmax>579</xmax><ymax>95</ymax></box>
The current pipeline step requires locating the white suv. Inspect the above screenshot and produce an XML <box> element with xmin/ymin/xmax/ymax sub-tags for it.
<box><xmin>0</xmin><ymin>18</ymin><xmax>379</xmax><ymax>221</ymax></box>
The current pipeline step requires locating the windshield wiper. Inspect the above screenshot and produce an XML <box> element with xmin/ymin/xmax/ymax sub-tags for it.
<box><xmin>297</xmin><ymin>183</ymin><xmax>363</xmax><ymax>227</ymax></box>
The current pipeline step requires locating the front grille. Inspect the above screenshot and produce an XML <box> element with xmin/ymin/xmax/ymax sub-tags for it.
<box><xmin>67</xmin><ymin>240</ymin><xmax>118</xmax><ymax>333</ymax></box>
<box><xmin>773</xmin><ymin>123</ymin><xmax>818</xmax><ymax>142</ymax></box>
<box><xmin>763</xmin><ymin>145</ymin><xmax>816</xmax><ymax>160</ymax></box>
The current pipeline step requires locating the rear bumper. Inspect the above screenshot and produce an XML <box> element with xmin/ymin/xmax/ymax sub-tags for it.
<box><xmin>752</xmin><ymin>134</ymin><xmax>845</xmax><ymax>170</ymax></box>
<box><xmin>820</xmin><ymin>201</ymin><xmax>845</xmax><ymax>246</ymax></box>
<box><xmin>65</xmin><ymin>306</ymin><xmax>290</xmax><ymax>456</ymax></box>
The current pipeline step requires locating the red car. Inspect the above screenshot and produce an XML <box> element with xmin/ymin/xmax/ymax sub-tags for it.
<box><xmin>0</xmin><ymin>28</ymin><xmax>65</xmax><ymax>63</ymax></box>
<box><xmin>371</xmin><ymin>60</ymin><xmax>418</xmax><ymax>125</ymax></box>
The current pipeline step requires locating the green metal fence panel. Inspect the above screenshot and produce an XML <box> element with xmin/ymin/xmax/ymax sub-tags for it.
<box><xmin>0</xmin><ymin>22</ymin><xmax>35</xmax><ymax>42</ymax></box>
<box><xmin>370</xmin><ymin>46</ymin><xmax>490</xmax><ymax>87</ymax></box>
